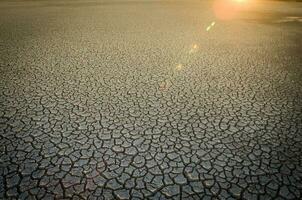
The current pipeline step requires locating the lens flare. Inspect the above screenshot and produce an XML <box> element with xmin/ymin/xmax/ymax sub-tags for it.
<box><xmin>206</xmin><ymin>21</ymin><xmax>216</xmax><ymax>32</ymax></box>
<box><xmin>176</xmin><ymin>64</ymin><xmax>183</xmax><ymax>71</ymax></box>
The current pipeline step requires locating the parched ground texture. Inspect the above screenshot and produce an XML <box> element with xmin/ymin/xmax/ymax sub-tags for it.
<box><xmin>0</xmin><ymin>0</ymin><xmax>302</xmax><ymax>199</ymax></box>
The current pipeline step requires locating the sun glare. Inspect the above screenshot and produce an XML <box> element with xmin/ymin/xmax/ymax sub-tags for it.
<box><xmin>213</xmin><ymin>0</ymin><xmax>250</xmax><ymax>20</ymax></box>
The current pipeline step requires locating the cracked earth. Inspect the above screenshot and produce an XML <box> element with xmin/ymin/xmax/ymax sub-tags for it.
<box><xmin>0</xmin><ymin>0</ymin><xmax>302</xmax><ymax>199</ymax></box>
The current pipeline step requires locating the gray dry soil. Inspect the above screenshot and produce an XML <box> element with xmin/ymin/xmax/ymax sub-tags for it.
<box><xmin>0</xmin><ymin>0</ymin><xmax>302</xmax><ymax>199</ymax></box>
